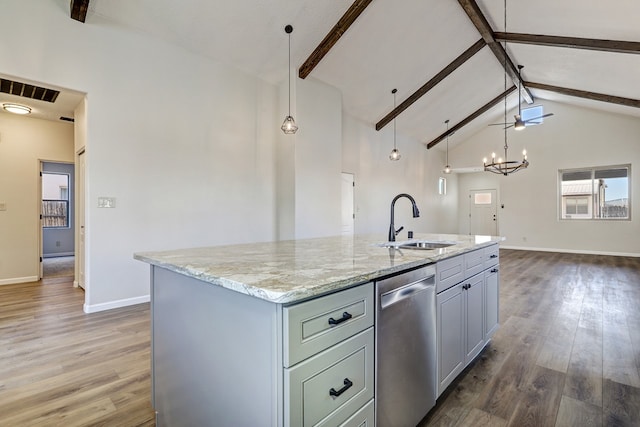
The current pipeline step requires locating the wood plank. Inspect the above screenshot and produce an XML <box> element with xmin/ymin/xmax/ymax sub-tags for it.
<box><xmin>506</xmin><ymin>365</ymin><xmax>565</xmax><ymax>427</ymax></box>
<box><xmin>555</xmin><ymin>395</ymin><xmax>602</xmax><ymax>427</ymax></box>
<box><xmin>525</xmin><ymin>81</ymin><xmax>640</xmax><ymax>109</ymax></box>
<box><xmin>70</xmin><ymin>0</ymin><xmax>90</xmax><ymax>23</ymax></box>
<box><xmin>426</xmin><ymin>86</ymin><xmax>516</xmax><ymax>149</ymax></box>
<box><xmin>298</xmin><ymin>0</ymin><xmax>373</xmax><ymax>79</ymax></box>
<box><xmin>603</xmin><ymin>379</ymin><xmax>640</xmax><ymax>426</ymax></box>
<box><xmin>494</xmin><ymin>32</ymin><xmax>640</xmax><ymax>55</ymax></box>
<box><xmin>564</xmin><ymin>326</ymin><xmax>603</xmax><ymax>407</ymax></box>
<box><xmin>456</xmin><ymin>0</ymin><xmax>533</xmax><ymax>104</ymax></box>
<box><xmin>375</xmin><ymin>39</ymin><xmax>486</xmax><ymax>131</ymax></box>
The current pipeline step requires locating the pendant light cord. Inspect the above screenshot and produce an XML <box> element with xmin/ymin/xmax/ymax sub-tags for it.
<box><xmin>288</xmin><ymin>31</ymin><xmax>292</xmax><ymax>116</ymax></box>
<box><xmin>503</xmin><ymin>0</ymin><xmax>508</xmax><ymax>161</ymax></box>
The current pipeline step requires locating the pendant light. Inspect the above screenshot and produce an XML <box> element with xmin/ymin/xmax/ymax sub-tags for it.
<box><xmin>482</xmin><ymin>0</ymin><xmax>529</xmax><ymax>176</ymax></box>
<box><xmin>443</xmin><ymin>119</ymin><xmax>451</xmax><ymax>174</ymax></box>
<box><xmin>281</xmin><ymin>25</ymin><xmax>298</xmax><ymax>134</ymax></box>
<box><xmin>389</xmin><ymin>89</ymin><xmax>400</xmax><ymax>161</ymax></box>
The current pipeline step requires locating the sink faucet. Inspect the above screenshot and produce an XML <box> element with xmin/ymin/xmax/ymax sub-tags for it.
<box><xmin>388</xmin><ymin>193</ymin><xmax>420</xmax><ymax>242</ymax></box>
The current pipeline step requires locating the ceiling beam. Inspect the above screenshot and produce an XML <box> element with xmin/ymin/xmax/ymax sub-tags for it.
<box><xmin>525</xmin><ymin>81</ymin><xmax>640</xmax><ymax>109</ymax></box>
<box><xmin>375</xmin><ymin>39</ymin><xmax>486</xmax><ymax>131</ymax></box>
<box><xmin>457</xmin><ymin>0</ymin><xmax>533</xmax><ymax>104</ymax></box>
<box><xmin>70</xmin><ymin>0</ymin><xmax>90</xmax><ymax>23</ymax></box>
<box><xmin>494</xmin><ymin>32</ymin><xmax>640</xmax><ymax>55</ymax></box>
<box><xmin>426</xmin><ymin>85</ymin><xmax>517</xmax><ymax>149</ymax></box>
<box><xmin>298</xmin><ymin>0</ymin><xmax>373</xmax><ymax>79</ymax></box>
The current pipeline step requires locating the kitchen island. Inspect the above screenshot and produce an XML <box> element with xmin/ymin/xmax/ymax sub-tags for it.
<box><xmin>135</xmin><ymin>233</ymin><xmax>502</xmax><ymax>426</ymax></box>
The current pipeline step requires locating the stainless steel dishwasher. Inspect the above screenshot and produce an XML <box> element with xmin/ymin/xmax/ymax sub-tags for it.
<box><xmin>375</xmin><ymin>264</ymin><xmax>437</xmax><ymax>427</ymax></box>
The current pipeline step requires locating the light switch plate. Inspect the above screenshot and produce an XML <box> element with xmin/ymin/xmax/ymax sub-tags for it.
<box><xmin>98</xmin><ymin>197</ymin><xmax>116</xmax><ymax>208</ymax></box>
<box><xmin>0</xmin><ymin>202</ymin><xmax>6</xmax><ymax>211</ymax></box>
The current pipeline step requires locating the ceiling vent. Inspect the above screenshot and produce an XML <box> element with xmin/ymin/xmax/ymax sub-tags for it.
<box><xmin>0</xmin><ymin>78</ymin><xmax>60</xmax><ymax>103</ymax></box>
<box><xmin>59</xmin><ymin>116</ymin><xmax>75</xmax><ymax>122</ymax></box>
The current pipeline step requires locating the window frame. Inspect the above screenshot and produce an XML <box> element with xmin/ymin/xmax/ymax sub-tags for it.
<box><xmin>558</xmin><ymin>164</ymin><xmax>631</xmax><ymax>221</ymax></box>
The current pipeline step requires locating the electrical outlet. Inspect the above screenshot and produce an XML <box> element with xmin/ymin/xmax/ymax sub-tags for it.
<box><xmin>0</xmin><ymin>202</ymin><xmax>6</xmax><ymax>211</ymax></box>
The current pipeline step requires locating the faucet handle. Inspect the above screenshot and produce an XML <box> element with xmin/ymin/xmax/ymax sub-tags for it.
<box><xmin>395</xmin><ymin>226</ymin><xmax>404</xmax><ymax>236</ymax></box>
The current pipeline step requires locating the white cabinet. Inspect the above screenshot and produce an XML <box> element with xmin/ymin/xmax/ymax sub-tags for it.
<box><xmin>485</xmin><ymin>266</ymin><xmax>500</xmax><ymax>339</ymax></box>
<box><xmin>436</xmin><ymin>244</ymin><xmax>499</xmax><ymax>396</ymax></box>
<box><xmin>283</xmin><ymin>284</ymin><xmax>375</xmax><ymax>427</ymax></box>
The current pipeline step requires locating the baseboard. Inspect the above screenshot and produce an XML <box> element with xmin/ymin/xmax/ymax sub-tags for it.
<box><xmin>500</xmin><ymin>245</ymin><xmax>640</xmax><ymax>258</ymax></box>
<box><xmin>43</xmin><ymin>252</ymin><xmax>75</xmax><ymax>258</ymax></box>
<box><xmin>83</xmin><ymin>295</ymin><xmax>150</xmax><ymax>313</ymax></box>
<box><xmin>0</xmin><ymin>276</ymin><xmax>40</xmax><ymax>286</ymax></box>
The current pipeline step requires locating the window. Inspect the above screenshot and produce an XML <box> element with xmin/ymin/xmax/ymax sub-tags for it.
<box><xmin>559</xmin><ymin>165</ymin><xmax>630</xmax><ymax>220</ymax></box>
<box><xmin>438</xmin><ymin>177</ymin><xmax>447</xmax><ymax>195</ymax></box>
<box><xmin>521</xmin><ymin>105</ymin><xmax>544</xmax><ymax>126</ymax></box>
<box><xmin>42</xmin><ymin>173</ymin><xmax>70</xmax><ymax>228</ymax></box>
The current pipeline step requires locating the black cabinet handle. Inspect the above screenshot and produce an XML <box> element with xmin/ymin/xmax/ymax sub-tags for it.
<box><xmin>490</xmin><ymin>254</ymin><xmax>498</xmax><ymax>258</ymax></box>
<box><xmin>462</xmin><ymin>284</ymin><xmax>469</xmax><ymax>290</ymax></box>
<box><xmin>329</xmin><ymin>378</ymin><xmax>353</xmax><ymax>398</ymax></box>
<box><xmin>491</xmin><ymin>268</ymin><xmax>499</xmax><ymax>273</ymax></box>
<box><xmin>328</xmin><ymin>312</ymin><xmax>352</xmax><ymax>326</ymax></box>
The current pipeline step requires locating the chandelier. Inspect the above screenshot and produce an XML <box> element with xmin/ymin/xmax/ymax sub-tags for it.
<box><xmin>483</xmin><ymin>0</ymin><xmax>529</xmax><ymax>176</ymax></box>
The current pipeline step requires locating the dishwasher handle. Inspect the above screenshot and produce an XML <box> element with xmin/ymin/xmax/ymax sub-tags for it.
<box><xmin>380</xmin><ymin>278</ymin><xmax>434</xmax><ymax>310</ymax></box>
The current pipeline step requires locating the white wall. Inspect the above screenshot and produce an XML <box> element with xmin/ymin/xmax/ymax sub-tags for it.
<box><xmin>1</xmin><ymin>1</ymin><xmax>279</xmax><ymax>310</ymax></box>
<box><xmin>294</xmin><ymin>77</ymin><xmax>343</xmax><ymax>239</ymax></box>
<box><xmin>0</xmin><ymin>113</ymin><xmax>74</xmax><ymax>284</ymax></box>
<box><xmin>342</xmin><ymin>114</ymin><xmax>459</xmax><ymax>238</ymax></box>
<box><xmin>450</xmin><ymin>100</ymin><xmax>640</xmax><ymax>256</ymax></box>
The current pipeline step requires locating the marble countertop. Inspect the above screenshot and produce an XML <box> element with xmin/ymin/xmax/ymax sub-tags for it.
<box><xmin>134</xmin><ymin>233</ymin><xmax>502</xmax><ymax>304</ymax></box>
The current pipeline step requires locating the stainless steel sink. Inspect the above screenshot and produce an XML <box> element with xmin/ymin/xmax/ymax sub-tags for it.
<box><xmin>379</xmin><ymin>240</ymin><xmax>457</xmax><ymax>250</ymax></box>
<box><xmin>398</xmin><ymin>241</ymin><xmax>455</xmax><ymax>249</ymax></box>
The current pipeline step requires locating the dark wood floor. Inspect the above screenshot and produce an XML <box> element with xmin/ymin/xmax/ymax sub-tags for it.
<box><xmin>421</xmin><ymin>249</ymin><xmax>640</xmax><ymax>427</ymax></box>
<box><xmin>0</xmin><ymin>250</ymin><xmax>638</xmax><ymax>426</ymax></box>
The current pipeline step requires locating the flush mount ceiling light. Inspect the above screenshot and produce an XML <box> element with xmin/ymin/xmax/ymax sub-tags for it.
<box><xmin>281</xmin><ymin>24</ymin><xmax>298</xmax><ymax>135</ymax></box>
<box><xmin>483</xmin><ymin>0</ymin><xmax>528</xmax><ymax>176</ymax></box>
<box><xmin>2</xmin><ymin>103</ymin><xmax>31</xmax><ymax>115</ymax></box>
<box><xmin>389</xmin><ymin>89</ymin><xmax>400</xmax><ymax>161</ymax></box>
<box><xmin>443</xmin><ymin>119</ymin><xmax>451</xmax><ymax>174</ymax></box>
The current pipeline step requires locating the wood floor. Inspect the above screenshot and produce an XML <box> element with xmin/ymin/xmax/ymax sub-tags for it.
<box><xmin>0</xmin><ymin>250</ymin><xmax>638</xmax><ymax>426</ymax></box>
<box><xmin>421</xmin><ymin>249</ymin><xmax>640</xmax><ymax>427</ymax></box>
<box><xmin>0</xmin><ymin>277</ymin><xmax>155</xmax><ymax>426</ymax></box>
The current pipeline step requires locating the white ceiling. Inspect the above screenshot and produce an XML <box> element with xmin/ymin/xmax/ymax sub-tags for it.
<box><xmin>5</xmin><ymin>0</ymin><xmax>640</xmax><ymax>147</ymax></box>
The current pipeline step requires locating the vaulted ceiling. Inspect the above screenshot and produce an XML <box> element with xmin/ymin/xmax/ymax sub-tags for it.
<box><xmin>17</xmin><ymin>0</ymin><xmax>640</xmax><ymax>149</ymax></box>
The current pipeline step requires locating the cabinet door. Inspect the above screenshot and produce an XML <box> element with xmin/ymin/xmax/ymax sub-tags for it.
<box><xmin>485</xmin><ymin>266</ymin><xmax>500</xmax><ymax>340</ymax></box>
<box><xmin>464</xmin><ymin>273</ymin><xmax>485</xmax><ymax>363</ymax></box>
<box><xmin>436</xmin><ymin>284</ymin><xmax>464</xmax><ymax>396</ymax></box>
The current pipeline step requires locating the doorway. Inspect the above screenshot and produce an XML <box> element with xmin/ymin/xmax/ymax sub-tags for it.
<box><xmin>40</xmin><ymin>162</ymin><xmax>75</xmax><ymax>279</ymax></box>
<box><xmin>469</xmin><ymin>189</ymin><xmax>497</xmax><ymax>236</ymax></box>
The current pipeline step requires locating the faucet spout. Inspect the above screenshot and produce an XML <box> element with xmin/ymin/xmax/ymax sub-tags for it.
<box><xmin>388</xmin><ymin>193</ymin><xmax>420</xmax><ymax>242</ymax></box>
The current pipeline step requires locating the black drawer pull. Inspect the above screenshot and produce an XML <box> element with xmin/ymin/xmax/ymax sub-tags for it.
<box><xmin>328</xmin><ymin>312</ymin><xmax>352</xmax><ymax>326</ymax></box>
<box><xmin>329</xmin><ymin>378</ymin><xmax>353</xmax><ymax>398</ymax></box>
<box><xmin>490</xmin><ymin>254</ymin><xmax>498</xmax><ymax>258</ymax></box>
<box><xmin>491</xmin><ymin>268</ymin><xmax>499</xmax><ymax>273</ymax></box>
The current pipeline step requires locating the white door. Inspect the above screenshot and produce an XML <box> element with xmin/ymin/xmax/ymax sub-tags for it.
<box><xmin>341</xmin><ymin>173</ymin><xmax>355</xmax><ymax>235</ymax></box>
<box><xmin>77</xmin><ymin>150</ymin><xmax>86</xmax><ymax>289</ymax></box>
<box><xmin>469</xmin><ymin>189</ymin><xmax>497</xmax><ymax>236</ymax></box>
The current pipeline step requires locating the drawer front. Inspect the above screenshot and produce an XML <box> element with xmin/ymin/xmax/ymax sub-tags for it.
<box><xmin>483</xmin><ymin>244</ymin><xmax>500</xmax><ymax>269</ymax></box>
<box><xmin>335</xmin><ymin>399</ymin><xmax>374</xmax><ymax>427</ymax></box>
<box><xmin>464</xmin><ymin>248</ymin><xmax>485</xmax><ymax>278</ymax></box>
<box><xmin>436</xmin><ymin>254</ymin><xmax>464</xmax><ymax>293</ymax></box>
<box><xmin>283</xmin><ymin>283</ymin><xmax>374</xmax><ymax>367</ymax></box>
<box><xmin>285</xmin><ymin>328</ymin><xmax>375</xmax><ymax>427</ymax></box>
